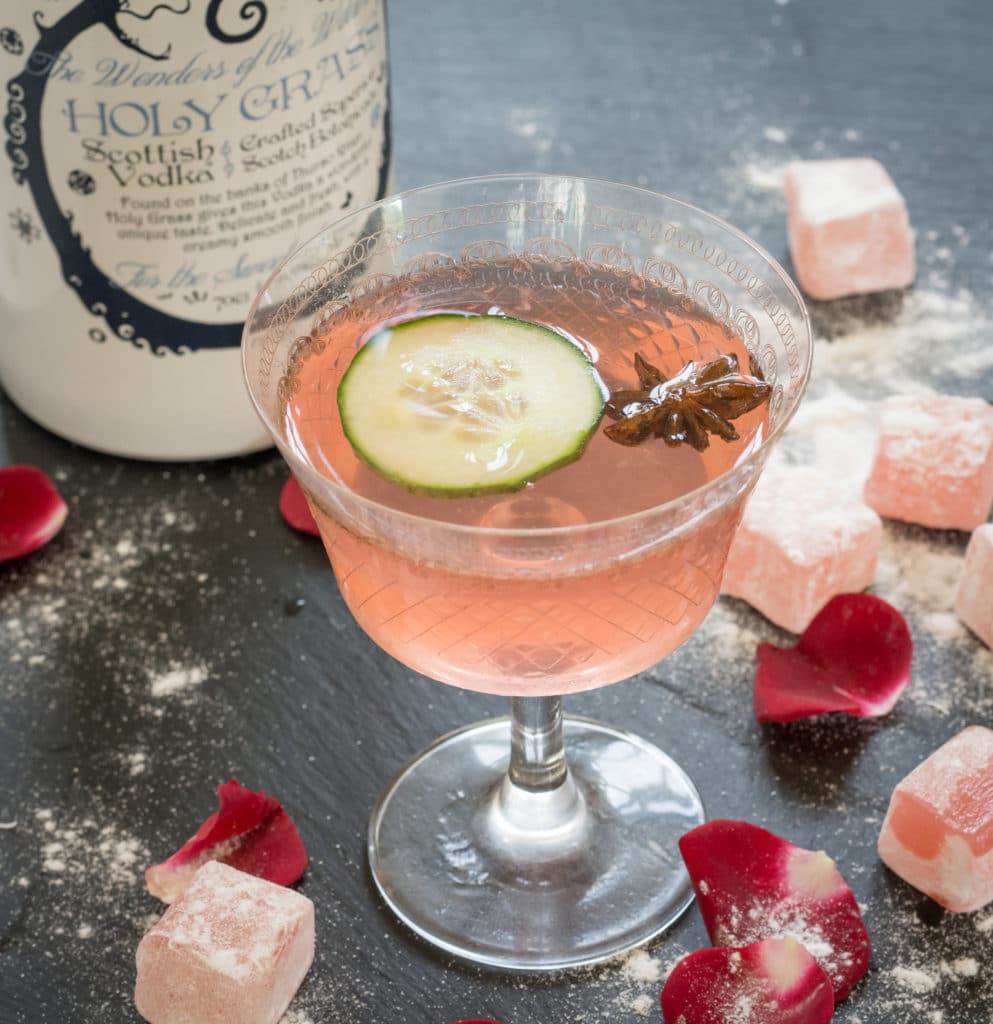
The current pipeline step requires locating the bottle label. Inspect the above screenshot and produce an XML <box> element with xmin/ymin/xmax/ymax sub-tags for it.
<box><xmin>2</xmin><ymin>0</ymin><xmax>391</xmax><ymax>353</ymax></box>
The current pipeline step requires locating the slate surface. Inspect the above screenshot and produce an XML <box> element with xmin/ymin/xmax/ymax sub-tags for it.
<box><xmin>2</xmin><ymin>1</ymin><xmax>992</xmax><ymax>1021</ymax></box>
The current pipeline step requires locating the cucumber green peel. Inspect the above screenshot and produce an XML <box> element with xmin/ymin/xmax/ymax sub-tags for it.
<box><xmin>337</xmin><ymin>313</ymin><xmax>605</xmax><ymax>496</ymax></box>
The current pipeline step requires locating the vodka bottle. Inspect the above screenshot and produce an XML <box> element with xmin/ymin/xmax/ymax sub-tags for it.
<box><xmin>0</xmin><ymin>0</ymin><xmax>391</xmax><ymax>458</ymax></box>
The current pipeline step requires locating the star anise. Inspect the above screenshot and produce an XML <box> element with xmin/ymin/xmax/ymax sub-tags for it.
<box><xmin>603</xmin><ymin>351</ymin><xmax>771</xmax><ymax>450</ymax></box>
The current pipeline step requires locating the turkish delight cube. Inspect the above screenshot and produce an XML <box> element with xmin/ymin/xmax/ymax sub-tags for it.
<box><xmin>721</xmin><ymin>467</ymin><xmax>882</xmax><ymax>633</ymax></box>
<box><xmin>878</xmin><ymin>726</ymin><xmax>993</xmax><ymax>912</ymax></box>
<box><xmin>863</xmin><ymin>394</ymin><xmax>993</xmax><ymax>531</ymax></box>
<box><xmin>956</xmin><ymin>524</ymin><xmax>993</xmax><ymax>649</ymax></box>
<box><xmin>785</xmin><ymin>158</ymin><xmax>914</xmax><ymax>300</ymax></box>
<box><xmin>135</xmin><ymin>861</ymin><xmax>314</xmax><ymax>1024</ymax></box>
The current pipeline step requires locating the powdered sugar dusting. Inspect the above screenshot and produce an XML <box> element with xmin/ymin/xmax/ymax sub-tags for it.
<box><xmin>150</xmin><ymin>663</ymin><xmax>210</xmax><ymax>698</ymax></box>
<box><xmin>942</xmin><ymin>957</ymin><xmax>979</xmax><ymax>978</ymax></box>
<box><xmin>742</xmin><ymin>162</ymin><xmax>788</xmax><ymax>192</ymax></box>
<box><xmin>0</xmin><ymin>484</ymin><xmax>209</xmax><ymax>703</ymax></box>
<box><xmin>281</xmin><ymin>1011</ymin><xmax>317</xmax><ymax>1024</ymax></box>
<box><xmin>626</xmin><ymin>992</ymin><xmax>655</xmax><ymax>1017</ymax></box>
<box><xmin>869</xmin><ymin>956</ymin><xmax>989</xmax><ymax>1020</ymax></box>
<box><xmin>875</xmin><ymin>534</ymin><xmax>962</xmax><ymax>613</ymax></box>
<box><xmin>33</xmin><ymin>808</ymin><xmax>146</xmax><ymax>888</ymax></box>
<box><xmin>7</xmin><ymin>803</ymin><xmax>153</xmax><ymax>952</ymax></box>
<box><xmin>889</xmin><ymin>965</ymin><xmax>939</xmax><ymax>994</ymax></box>
<box><xmin>808</xmin><ymin>287</ymin><xmax>993</xmax><ymax>398</ymax></box>
<box><xmin>714</xmin><ymin>901</ymin><xmax>853</xmax><ymax>995</ymax></box>
<box><xmin>599</xmin><ymin>944</ymin><xmax>688</xmax><ymax>1018</ymax></box>
<box><xmin>976</xmin><ymin>913</ymin><xmax>993</xmax><ymax>934</ymax></box>
<box><xmin>620</xmin><ymin>948</ymin><xmax>664</xmax><ymax>985</ymax></box>
<box><xmin>770</xmin><ymin>387</ymin><xmax>879</xmax><ymax>494</ymax></box>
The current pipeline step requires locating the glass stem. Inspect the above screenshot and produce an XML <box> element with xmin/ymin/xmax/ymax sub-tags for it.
<box><xmin>508</xmin><ymin>696</ymin><xmax>568</xmax><ymax>791</ymax></box>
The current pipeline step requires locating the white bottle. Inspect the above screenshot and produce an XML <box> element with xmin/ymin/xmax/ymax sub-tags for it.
<box><xmin>0</xmin><ymin>0</ymin><xmax>391</xmax><ymax>459</ymax></box>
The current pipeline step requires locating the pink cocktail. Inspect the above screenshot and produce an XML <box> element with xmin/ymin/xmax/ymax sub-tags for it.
<box><xmin>243</xmin><ymin>175</ymin><xmax>812</xmax><ymax>970</ymax></box>
<box><xmin>285</xmin><ymin>256</ymin><xmax>766</xmax><ymax>694</ymax></box>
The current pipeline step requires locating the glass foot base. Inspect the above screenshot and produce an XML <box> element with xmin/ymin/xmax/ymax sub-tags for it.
<box><xmin>368</xmin><ymin>716</ymin><xmax>705</xmax><ymax>971</ymax></box>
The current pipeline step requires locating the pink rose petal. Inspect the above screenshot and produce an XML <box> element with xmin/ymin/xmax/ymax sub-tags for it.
<box><xmin>0</xmin><ymin>465</ymin><xmax>67</xmax><ymax>563</ymax></box>
<box><xmin>279</xmin><ymin>476</ymin><xmax>320</xmax><ymax>536</ymax></box>
<box><xmin>680</xmin><ymin>820</ymin><xmax>870</xmax><ymax>1001</ymax></box>
<box><xmin>145</xmin><ymin>779</ymin><xmax>308</xmax><ymax>903</ymax></box>
<box><xmin>754</xmin><ymin>593</ymin><xmax>912</xmax><ymax>723</ymax></box>
<box><xmin>661</xmin><ymin>937</ymin><xmax>834</xmax><ymax>1024</ymax></box>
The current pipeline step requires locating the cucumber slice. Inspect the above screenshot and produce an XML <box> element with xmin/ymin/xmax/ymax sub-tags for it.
<box><xmin>338</xmin><ymin>314</ymin><xmax>605</xmax><ymax>496</ymax></box>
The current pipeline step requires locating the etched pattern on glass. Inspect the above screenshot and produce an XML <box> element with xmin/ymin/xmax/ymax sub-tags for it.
<box><xmin>259</xmin><ymin>199</ymin><xmax>805</xmax><ymax>408</ymax></box>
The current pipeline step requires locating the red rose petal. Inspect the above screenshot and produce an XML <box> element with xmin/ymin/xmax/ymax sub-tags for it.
<box><xmin>661</xmin><ymin>937</ymin><xmax>834</xmax><ymax>1024</ymax></box>
<box><xmin>279</xmin><ymin>476</ymin><xmax>320</xmax><ymax>536</ymax></box>
<box><xmin>680</xmin><ymin>820</ymin><xmax>870</xmax><ymax>1001</ymax></box>
<box><xmin>145</xmin><ymin>779</ymin><xmax>308</xmax><ymax>903</ymax></box>
<box><xmin>754</xmin><ymin>593</ymin><xmax>912</xmax><ymax>723</ymax></box>
<box><xmin>0</xmin><ymin>465</ymin><xmax>67</xmax><ymax>563</ymax></box>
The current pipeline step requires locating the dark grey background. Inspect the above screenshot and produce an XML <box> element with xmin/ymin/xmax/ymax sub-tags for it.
<box><xmin>2</xmin><ymin>1</ymin><xmax>992</xmax><ymax>1022</ymax></box>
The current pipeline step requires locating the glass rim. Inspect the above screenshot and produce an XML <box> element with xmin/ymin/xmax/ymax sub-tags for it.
<box><xmin>242</xmin><ymin>172</ymin><xmax>813</xmax><ymax>539</ymax></box>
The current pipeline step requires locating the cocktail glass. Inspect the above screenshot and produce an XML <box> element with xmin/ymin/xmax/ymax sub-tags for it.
<box><xmin>242</xmin><ymin>175</ymin><xmax>812</xmax><ymax>971</ymax></box>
